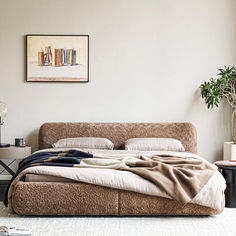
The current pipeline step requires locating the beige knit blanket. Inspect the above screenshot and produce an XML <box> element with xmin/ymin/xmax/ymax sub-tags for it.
<box><xmin>123</xmin><ymin>155</ymin><xmax>217</xmax><ymax>204</ymax></box>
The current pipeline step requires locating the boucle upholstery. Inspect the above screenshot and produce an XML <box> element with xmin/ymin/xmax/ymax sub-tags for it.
<box><xmin>11</xmin><ymin>122</ymin><xmax>218</xmax><ymax>216</ymax></box>
<box><xmin>39</xmin><ymin>122</ymin><xmax>197</xmax><ymax>153</ymax></box>
<box><xmin>12</xmin><ymin>181</ymin><xmax>222</xmax><ymax>216</ymax></box>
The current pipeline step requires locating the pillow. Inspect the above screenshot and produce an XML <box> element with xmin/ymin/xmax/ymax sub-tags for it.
<box><xmin>125</xmin><ymin>138</ymin><xmax>185</xmax><ymax>152</ymax></box>
<box><xmin>52</xmin><ymin>137</ymin><xmax>114</xmax><ymax>150</ymax></box>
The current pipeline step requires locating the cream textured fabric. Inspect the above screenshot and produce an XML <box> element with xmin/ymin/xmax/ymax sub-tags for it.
<box><xmin>1</xmin><ymin>201</ymin><xmax>235</xmax><ymax>236</ymax></box>
<box><xmin>52</xmin><ymin>137</ymin><xmax>114</xmax><ymax>150</ymax></box>
<box><xmin>0</xmin><ymin>201</ymin><xmax>235</xmax><ymax>236</ymax></box>
<box><xmin>125</xmin><ymin>138</ymin><xmax>185</xmax><ymax>151</ymax></box>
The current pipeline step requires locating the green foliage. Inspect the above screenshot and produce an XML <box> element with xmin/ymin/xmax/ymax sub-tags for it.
<box><xmin>200</xmin><ymin>66</ymin><xmax>236</xmax><ymax>109</ymax></box>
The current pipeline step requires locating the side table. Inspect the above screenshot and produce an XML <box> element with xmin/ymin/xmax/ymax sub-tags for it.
<box><xmin>215</xmin><ymin>160</ymin><xmax>236</xmax><ymax>208</ymax></box>
<box><xmin>0</xmin><ymin>146</ymin><xmax>31</xmax><ymax>176</ymax></box>
<box><xmin>0</xmin><ymin>146</ymin><xmax>31</xmax><ymax>201</ymax></box>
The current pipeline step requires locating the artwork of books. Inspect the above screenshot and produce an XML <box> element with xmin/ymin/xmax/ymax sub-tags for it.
<box><xmin>38</xmin><ymin>47</ymin><xmax>77</xmax><ymax>67</ymax></box>
<box><xmin>26</xmin><ymin>35</ymin><xmax>89</xmax><ymax>82</ymax></box>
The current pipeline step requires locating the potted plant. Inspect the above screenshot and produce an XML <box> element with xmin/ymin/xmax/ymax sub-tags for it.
<box><xmin>200</xmin><ymin>66</ymin><xmax>236</xmax><ymax>142</ymax></box>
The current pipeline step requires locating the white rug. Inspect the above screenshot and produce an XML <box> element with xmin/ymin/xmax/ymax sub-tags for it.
<box><xmin>1</xmin><ymin>202</ymin><xmax>236</xmax><ymax>236</ymax></box>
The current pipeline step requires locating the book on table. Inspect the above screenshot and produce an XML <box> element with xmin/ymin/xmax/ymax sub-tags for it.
<box><xmin>0</xmin><ymin>226</ymin><xmax>31</xmax><ymax>236</ymax></box>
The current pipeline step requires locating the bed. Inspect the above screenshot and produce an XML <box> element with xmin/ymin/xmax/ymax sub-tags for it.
<box><xmin>7</xmin><ymin>122</ymin><xmax>226</xmax><ymax>215</ymax></box>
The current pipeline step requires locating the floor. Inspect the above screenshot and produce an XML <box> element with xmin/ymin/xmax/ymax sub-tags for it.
<box><xmin>1</xmin><ymin>203</ymin><xmax>236</xmax><ymax>236</ymax></box>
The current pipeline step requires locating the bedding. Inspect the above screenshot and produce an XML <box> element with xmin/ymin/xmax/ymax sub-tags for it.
<box><xmin>52</xmin><ymin>137</ymin><xmax>114</xmax><ymax>149</ymax></box>
<box><xmin>125</xmin><ymin>137</ymin><xmax>185</xmax><ymax>151</ymax></box>
<box><xmin>6</xmin><ymin>148</ymin><xmax>226</xmax><ymax>212</ymax></box>
<box><xmin>7</xmin><ymin>122</ymin><xmax>226</xmax><ymax>216</ymax></box>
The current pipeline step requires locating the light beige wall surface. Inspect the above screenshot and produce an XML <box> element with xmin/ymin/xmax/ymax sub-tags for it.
<box><xmin>0</xmin><ymin>0</ymin><xmax>236</xmax><ymax>162</ymax></box>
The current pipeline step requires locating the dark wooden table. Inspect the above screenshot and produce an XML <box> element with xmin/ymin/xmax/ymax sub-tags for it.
<box><xmin>0</xmin><ymin>180</ymin><xmax>9</xmax><ymax>201</ymax></box>
<box><xmin>215</xmin><ymin>161</ymin><xmax>236</xmax><ymax>208</ymax></box>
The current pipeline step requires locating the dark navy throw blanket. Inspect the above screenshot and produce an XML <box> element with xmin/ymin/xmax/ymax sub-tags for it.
<box><xmin>4</xmin><ymin>149</ymin><xmax>93</xmax><ymax>206</ymax></box>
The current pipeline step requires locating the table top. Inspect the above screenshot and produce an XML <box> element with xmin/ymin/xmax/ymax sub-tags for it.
<box><xmin>214</xmin><ymin>160</ymin><xmax>236</xmax><ymax>170</ymax></box>
<box><xmin>0</xmin><ymin>146</ymin><xmax>31</xmax><ymax>159</ymax></box>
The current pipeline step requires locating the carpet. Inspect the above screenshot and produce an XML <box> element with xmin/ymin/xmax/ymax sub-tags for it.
<box><xmin>0</xmin><ymin>202</ymin><xmax>236</xmax><ymax>236</ymax></box>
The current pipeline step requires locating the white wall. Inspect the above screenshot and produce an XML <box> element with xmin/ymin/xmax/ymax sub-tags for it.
<box><xmin>0</xmin><ymin>0</ymin><xmax>236</xmax><ymax>162</ymax></box>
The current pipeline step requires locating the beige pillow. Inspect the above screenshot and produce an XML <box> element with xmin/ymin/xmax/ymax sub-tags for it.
<box><xmin>52</xmin><ymin>137</ymin><xmax>114</xmax><ymax>150</ymax></box>
<box><xmin>125</xmin><ymin>138</ymin><xmax>185</xmax><ymax>152</ymax></box>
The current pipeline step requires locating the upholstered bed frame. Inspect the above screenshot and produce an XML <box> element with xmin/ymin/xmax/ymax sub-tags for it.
<box><xmin>11</xmin><ymin>122</ymin><xmax>223</xmax><ymax>215</ymax></box>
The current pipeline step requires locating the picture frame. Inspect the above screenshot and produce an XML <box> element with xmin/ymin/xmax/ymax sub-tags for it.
<box><xmin>26</xmin><ymin>34</ymin><xmax>89</xmax><ymax>82</ymax></box>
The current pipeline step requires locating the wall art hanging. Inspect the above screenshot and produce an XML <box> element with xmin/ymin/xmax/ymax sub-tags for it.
<box><xmin>26</xmin><ymin>35</ymin><xmax>89</xmax><ymax>82</ymax></box>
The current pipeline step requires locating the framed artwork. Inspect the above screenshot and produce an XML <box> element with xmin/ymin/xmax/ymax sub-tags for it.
<box><xmin>26</xmin><ymin>34</ymin><xmax>89</xmax><ymax>82</ymax></box>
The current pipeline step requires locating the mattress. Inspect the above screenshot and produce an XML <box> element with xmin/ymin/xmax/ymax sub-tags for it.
<box><xmin>25</xmin><ymin>174</ymin><xmax>75</xmax><ymax>183</ymax></box>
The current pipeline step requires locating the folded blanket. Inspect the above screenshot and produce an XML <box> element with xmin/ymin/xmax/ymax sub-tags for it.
<box><xmin>124</xmin><ymin>155</ymin><xmax>217</xmax><ymax>204</ymax></box>
<box><xmin>4</xmin><ymin>150</ymin><xmax>217</xmax><ymax>207</ymax></box>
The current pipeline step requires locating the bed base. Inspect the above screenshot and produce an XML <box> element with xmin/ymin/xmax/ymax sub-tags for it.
<box><xmin>11</xmin><ymin>181</ymin><xmax>223</xmax><ymax>216</ymax></box>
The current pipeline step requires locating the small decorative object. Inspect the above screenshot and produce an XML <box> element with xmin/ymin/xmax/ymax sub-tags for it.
<box><xmin>15</xmin><ymin>138</ymin><xmax>25</xmax><ymax>147</ymax></box>
<box><xmin>200</xmin><ymin>66</ymin><xmax>236</xmax><ymax>143</ymax></box>
<box><xmin>223</xmin><ymin>142</ymin><xmax>236</xmax><ymax>160</ymax></box>
<box><xmin>0</xmin><ymin>101</ymin><xmax>10</xmax><ymax>148</ymax></box>
<box><xmin>26</xmin><ymin>34</ymin><xmax>89</xmax><ymax>82</ymax></box>
<box><xmin>0</xmin><ymin>226</ymin><xmax>8</xmax><ymax>236</ymax></box>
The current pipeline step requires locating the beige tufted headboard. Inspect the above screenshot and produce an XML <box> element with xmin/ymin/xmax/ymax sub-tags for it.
<box><xmin>38</xmin><ymin>122</ymin><xmax>197</xmax><ymax>154</ymax></box>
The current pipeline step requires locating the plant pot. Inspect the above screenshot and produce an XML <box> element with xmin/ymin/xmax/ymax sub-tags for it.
<box><xmin>224</xmin><ymin>142</ymin><xmax>236</xmax><ymax>160</ymax></box>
